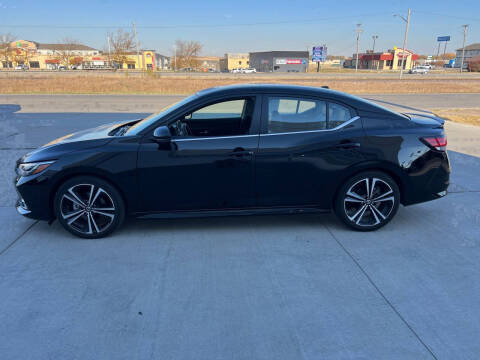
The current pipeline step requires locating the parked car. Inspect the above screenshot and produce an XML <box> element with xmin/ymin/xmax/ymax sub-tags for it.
<box><xmin>241</xmin><ymin>68</ymin><xmax>256</xmax><ymax>73</ymax></box>
<box><xmin>15</xmin><ymin>84</ymin><xmax>450</xmax><ymax>238</ymax></box>
<box><xmin>409</xmin><ymin>66</ymin><xmax>430</xmax><ymax>74</ymax></box>
<box><xmin>230</xmin><ymin>68</ymin><xmax>242</xmax><ymax>73</ymax></box>
<box><xmin>14</xmin><ymin>64</ymin><xmax>29</xmax><ymax>71</ymax></box>
<box><xmin>58</xmin><ymin>65</ymin><xmax>67</xmax><ymax>71</ymax></box>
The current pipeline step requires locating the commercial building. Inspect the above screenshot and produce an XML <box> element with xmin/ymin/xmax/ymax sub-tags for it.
<box><xmin>0</xmin><ymin>39</ymin><xmax>170</xmax><ymax>71</ymax></box>
<box><xmin>194</xmin><ymin>56</ymin><xmax>220</xmax><ymax>72</ymax></box>
<box><xmin>249</xmin><ymin>51</ymin><xmax>309</xmax><ymax>72</ymax></box>
<box><xmin>1</xmin><ymin>40</ymin><xmax>100</xmax><ymax>69</ymax></box>
<box><xmin>455</xmin><ymin>43</ymin><xmax>480</xmax><ymax>68</ymax></box>
<box><xmin>350</xmin><ymin>47</ymin><xmax>418</xmax><ymax>70</ymax></box>
<box><xmin>115</xmin><ymin>50</ymin><xmax>158</xmax><ymax>70</ymax></box>
<box><xmin>219</xmin><ymin>53</ymin><xmax>250</xmax><ymax>72</ymax></box>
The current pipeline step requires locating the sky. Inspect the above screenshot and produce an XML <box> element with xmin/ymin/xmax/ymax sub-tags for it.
<box><xmin>0</xmin><ymin>0</ymin><xmax>478</xmax><ymax>57</ymax></box>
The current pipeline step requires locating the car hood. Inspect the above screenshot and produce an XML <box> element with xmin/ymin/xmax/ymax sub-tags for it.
<box><xmin>19</xmin><ymin>119</ymin><xmax>140</xmax><ymax>163</ymax></box>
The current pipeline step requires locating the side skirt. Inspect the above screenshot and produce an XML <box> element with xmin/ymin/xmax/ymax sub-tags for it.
<box><xmin>134</xmin><ymin>206</ymin><xmax>330</xmax><ymax>220</ymax></box>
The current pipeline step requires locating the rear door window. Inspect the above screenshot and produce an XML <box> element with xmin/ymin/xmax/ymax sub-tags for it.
<box><xmin>267</xmin><ymin>97</ymin><xmax>327</xmax><ymax>133</ymax></box>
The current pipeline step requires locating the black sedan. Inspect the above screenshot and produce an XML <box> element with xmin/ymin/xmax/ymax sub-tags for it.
<box><xmin>15</xmin><ymin>84</ymin><xmax>450</xmax><ymax>238</ymax></box>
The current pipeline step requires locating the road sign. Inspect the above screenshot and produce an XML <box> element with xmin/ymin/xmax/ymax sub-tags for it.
<box><xmin>437</xmin><ymin>36</ymin><xmax>451</xmax><ymax>42</ymax></box>
<box><xmin>312</xmin><ymin>46</ymin><xmax>327</xmax><ymax>62</ymax></box>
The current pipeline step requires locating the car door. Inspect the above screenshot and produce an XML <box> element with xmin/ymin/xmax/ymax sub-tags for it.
<box><xmin>136</xmin><ymin>95</ymin><xmax>261</xmax><ymax>213</ymax></box>
<box><xmin>255</xmin><ymin>94</ymin><xmax>366</xmax><ymax>209</ymax></box>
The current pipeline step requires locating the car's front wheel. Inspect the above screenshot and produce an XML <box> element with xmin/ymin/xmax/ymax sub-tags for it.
<box><xmin>54</xmin><ymin>176</ymin><xmax>125</xmax><ymax>238</ymax></box>
<box><xmin>334</xmin><ymin>171</ymin><xmax>400</xmax><ymax>231</ymax></box>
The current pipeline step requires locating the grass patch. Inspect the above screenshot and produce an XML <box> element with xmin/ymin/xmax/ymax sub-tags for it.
<box><xmin>432</xmin><ymin>108</ymin><xmax>480</xmax><ymax>126</ymax></box>
<box><xmin>1</xmin><ymin>73</ymin><xmax>480</xmax><ymax>95</ymax></box>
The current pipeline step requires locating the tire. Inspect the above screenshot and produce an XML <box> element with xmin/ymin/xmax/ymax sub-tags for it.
<box><xmin>334</xmin><ymin>171</ymin><xmax>400</xmax><ymax>231</ymax></box>
<box><xmin>54</xmin><ymin>176</ymin><xmax>125</xmax><ymax>239</ymax></box>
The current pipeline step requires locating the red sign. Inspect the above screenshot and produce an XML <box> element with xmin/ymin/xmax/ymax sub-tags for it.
<box><xmin>286</xmin><ymin>59</ymin><xmax>302</xmax><ymax>64</ymax></box>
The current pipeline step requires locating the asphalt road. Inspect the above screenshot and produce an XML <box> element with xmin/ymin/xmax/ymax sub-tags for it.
<box><xmin>0</xmin><ymin>97</ymin><xmax>480</xmax><ymax>359</ymax></box>
<box><xmin>2</xmin><ymin>93</ymin><xmax>479</xmax><ymax>113</ymax></box>
<box><xmin>2</xmin><ymin>70</ymin><xmax>480</xmax><ymax>79</ymax></box>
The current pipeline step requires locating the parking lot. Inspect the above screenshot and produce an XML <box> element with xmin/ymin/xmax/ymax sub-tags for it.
<box><xmin>1</xmin><ymin>95</ymin><xmax>480</xmax><ymax>359</ymax></box>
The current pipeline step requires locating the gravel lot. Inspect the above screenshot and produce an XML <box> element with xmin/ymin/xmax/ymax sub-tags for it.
<box><xmin>0</xmin><ymin>95</ymin><xmax>479</xmax><ymax>359</ymax></box>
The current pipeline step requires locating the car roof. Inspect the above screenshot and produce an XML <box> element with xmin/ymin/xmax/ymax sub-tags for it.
<box><xmin>195</xmin><ymin>84</ymin><xmax>385</xmax><ymax>112</ymax></box>
<box><xmin>196</xmin><ymin>83</ymin><xmax>343</xmax><ymax>97</ymax></box>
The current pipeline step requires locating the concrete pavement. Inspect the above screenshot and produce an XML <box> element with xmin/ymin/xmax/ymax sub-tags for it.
<box><xmin>0</xmin><ymin>98</ymin><xmax>479</xmax><ymax>359</ymax></box>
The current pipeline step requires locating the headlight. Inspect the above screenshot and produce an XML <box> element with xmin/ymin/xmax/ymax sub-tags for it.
<box><xmin>16</xmin><ymin>161</ymin><xmax>55</xmax><ymax>177</ymax></box>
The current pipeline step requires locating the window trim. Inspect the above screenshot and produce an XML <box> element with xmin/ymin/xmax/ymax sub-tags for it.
<box><xmin>260</xmin><ymin>94</ymin><xmax>357</xmax><ymax>135</ymax></box>
<box><xmin>173</xmin><ymin>134</ymin><xmax>259</xmax><ymax>142</ymax></box>
<box><xmin>259</xmin><ymin>116</ymin><xmax>360</xmax><ymax>136</ymax></box>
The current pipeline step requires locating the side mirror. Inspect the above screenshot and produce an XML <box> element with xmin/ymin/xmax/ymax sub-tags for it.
<box><xmin>153</xmin><ymin>126</ymin><xmax>171</xmax><ymax>141</ymax></box>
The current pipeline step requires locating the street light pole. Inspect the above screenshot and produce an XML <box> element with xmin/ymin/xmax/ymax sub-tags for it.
<box><xmin>460</xmin><ymin>24</ymin><xmax>469</xmax><ymax>72</ymax></box>
<box><xmin>355</xmin><ymin>24</ymin><xmax>363</xmax><ymax>72</ymax></box>
<box><xmin>395</xmin><ymin>9</ymin><xmax>411</xmax><ymax>79</ymax></box>
<box><xmin>371</xmin><ymin>35</ymin><xmax>378</xmax><ymax>69</ymax></box>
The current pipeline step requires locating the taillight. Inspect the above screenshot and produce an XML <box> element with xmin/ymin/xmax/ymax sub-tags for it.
<box><xmin>421</xmin><ymin>136</ymin><xmax>447</xmax><ymax>151</ymax></box>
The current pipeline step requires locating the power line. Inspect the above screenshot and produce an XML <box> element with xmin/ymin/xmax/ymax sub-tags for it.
<box><xmin>414</xmin><ymin>11</ymin><xmax>480</xmax><ymax>22</ymax></box>
<box><xmin>0</xmin><ymin>12</ymin><xmax>392</xmax><ymax>30</ymax></box>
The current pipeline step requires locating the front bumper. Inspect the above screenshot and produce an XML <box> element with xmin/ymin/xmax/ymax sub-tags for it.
<box><xmin>16</xmin><ymin>197</ymin><xmax>32</xmax><ymax>216</ymax></box>
<box><xmin>14</xmin><ymin>170</ymin><xmax>55</xmax><ymax>221</ymax></box>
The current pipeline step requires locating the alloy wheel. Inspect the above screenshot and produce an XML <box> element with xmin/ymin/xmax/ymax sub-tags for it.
<box><xmin>60</xmin><ymin>184</ymin><xmax>116</xmax><ymax>235</ymax></box>
<box><xmin>343</xmin><ymin>177</ymin><xmax>395</xmax><ymax>227</ymax></box>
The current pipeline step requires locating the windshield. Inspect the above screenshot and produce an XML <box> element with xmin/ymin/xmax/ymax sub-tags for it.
<box><xmin>126</xmin><ymin>94</ymin><xmax>198</xmax><ymax>135</ymax></box>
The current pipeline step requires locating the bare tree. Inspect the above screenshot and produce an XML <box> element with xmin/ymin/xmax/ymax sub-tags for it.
<box><xmin>0</xmin><ymin>33</ymin><xmax>16</xmax><ymax>69</ymax></box>
<box><xmin>107</xmin><ymin>29</ymin><xmax>136</xmax><ymax>69</ymax></box>
<box><xmin>172</xmin><ymin>40</ymin><xmax>203</xmax><ymax>70</ymax></box>
<box><xmin>53</xmin><ymin>38</ymin><xmax>81</xmax><ymax>68</ymax></box>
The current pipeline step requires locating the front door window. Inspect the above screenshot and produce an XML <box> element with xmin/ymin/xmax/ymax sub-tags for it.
<box><xmin>170</xmin><ymin>98</ymin><xmax>255</xmax><ymax>138</ymax></box>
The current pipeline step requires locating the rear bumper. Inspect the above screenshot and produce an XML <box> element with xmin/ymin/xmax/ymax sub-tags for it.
<box><xmin>402</xmin><ymin>150</ymin><xmax>450</xmax><ymax>206</ymax></box>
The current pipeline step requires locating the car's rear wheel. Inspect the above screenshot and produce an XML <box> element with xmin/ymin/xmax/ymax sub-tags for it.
<box><xmin>334</xmin><ymin>171</ymin><xmax>400</xmax><ymax>231</ymax></box>
<box><xmin>54</xmin><ymin>176</ymin><xmax>125</xmax><ymax>239</ymax></box>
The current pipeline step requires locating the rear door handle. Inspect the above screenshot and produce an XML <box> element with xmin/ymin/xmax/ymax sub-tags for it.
<box><xmin>335</xmin><ymin>142</ymin><xmax>361</xmax><ymax>149</ymax></box>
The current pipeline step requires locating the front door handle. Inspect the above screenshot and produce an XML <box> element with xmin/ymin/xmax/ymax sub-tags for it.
<box><xmin>335</xmin><ymin>142</ymin><xmax>361</xmax><ymax>149</ymax></box>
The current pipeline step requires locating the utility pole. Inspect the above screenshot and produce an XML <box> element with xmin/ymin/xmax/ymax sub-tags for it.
<box><xmin>106</xmin><ymin>35</ymin><xmax>111</xmax><ymax>68</ymax></box>
<box><xmin>173</xmin><ymin>44</ymin><xmax>177</xmax><ymax>71</ymax></box>
<box><xmin>355</xmin><ymin>24</ymin><xmax>363</xmax><ymax>72</ymax></box>
<box><xmin>371</xmin><ymin>35</ymin><xmax>378</xmax><ymax>69</ymax></box>
<box><xmin>395</xmin><ymin>9</ymin><xmax>411</xmax><ymax>79</ymax></box>
<box><xmin>460</xmin><ymin>24</ymin><xmax>469</xmax><ymax>72</ymax></box>
<box><xmin>132</xmin><ymin>22</ymin><xmax>141</xmax><ymax>71</ymax></box>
